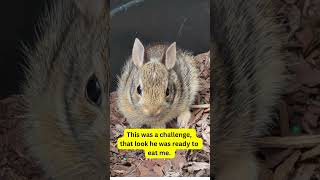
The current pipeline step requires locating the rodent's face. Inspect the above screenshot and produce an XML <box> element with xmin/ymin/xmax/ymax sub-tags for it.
<box><xmin>127</xmin><ymin>38</ymin><xmax>178</xmax><ymax>122</ymax></box>
<box><xmin>132</xmin><ymin>62</ymin><xmax>177</xmax><ymax>118</ymax></box>
<box><xmin>67</xmin><ymin>62</ymin><xmax>108</xmax><ymax>170</ymax></box>
<box><xmin>23</xmin><ymin>0</ymin><xmax>109</xmax><ymax>178</ymax></box>
<box><xmin>63</xmin><ymin>17</ymin><xmax>109</xmax><ymax>171</ymax></box>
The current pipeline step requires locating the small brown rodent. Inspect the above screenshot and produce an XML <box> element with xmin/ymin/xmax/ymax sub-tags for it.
<box><xmin>22</xmin><ymin>0</ymin><xmax>109</xmax><ymax>179</ymax></box>
<box><xmin>117</xmin><ymin>38</ymin><xmax>199</xmax><ymax>128</ymax></box>
<box><xmin>212</xmin><ymin>0</ymin><xmax>287</xmax><ymax>179</ymax></box>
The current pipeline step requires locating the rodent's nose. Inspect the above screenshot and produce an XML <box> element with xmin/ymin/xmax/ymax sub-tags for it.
<box><xmin>143</xmin><ymin>107</ymin><xmax>161</xmax><ymax>117</ymax></box>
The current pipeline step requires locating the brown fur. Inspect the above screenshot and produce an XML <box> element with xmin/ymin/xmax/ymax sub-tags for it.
<box><xmin>211</xmin><ymin>0</ymin><xmax>287</xmax><ymax>179</ymax></box>
<box><xmin>117</xmin><ymin>39</ymin><xmax>199</xmax><ymax>128</ymax></box>
<box><xmin>22</xmin><ymin>0</ymin><xmax>109</xmax><ymax>179</ymax></box>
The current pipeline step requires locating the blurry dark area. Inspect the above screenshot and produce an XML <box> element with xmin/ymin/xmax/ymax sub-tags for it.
<box><xmin>0</xmin><ymin>0</ymin><xmax>209</xmax><ymax>97</ymax></box>
<box><xmin>0</xmin><ymin>0</ymin><xmax>47</xmax><ymax>98</ymax></box>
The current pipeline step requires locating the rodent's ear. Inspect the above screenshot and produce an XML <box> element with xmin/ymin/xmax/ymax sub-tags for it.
<box><xmin>165</xmin><ymin>42</ymin><xmax>176</xmax><ymax>69</ymax></box>
<box><xmin>132</xmin><ymin>38</ymin><xmax>145</xmax><ymax>68</ymax></box>
<box><xmin>74</xmin><ymin>0</ymin><xmax>106</xmax><ymax>18</ymax></box>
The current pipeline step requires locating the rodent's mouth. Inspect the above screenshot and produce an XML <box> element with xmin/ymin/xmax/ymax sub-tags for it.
<box><xmin>144</xmin><ymin>113</ymin><xmax>162</xmax><ymax>120</ymax></box>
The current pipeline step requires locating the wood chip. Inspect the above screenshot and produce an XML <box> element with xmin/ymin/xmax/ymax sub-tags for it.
<box><xmin>292</xmin><ymin>163</ymin><xmax>317</xmax><ymax>180</ymax></box>
<box><xmin>191</xmin><ymin>104</ymin><xmax>210</xmax><ymax>109</ymax></box>
<box><xmin>186</xmin><ymin>162</ymin><xmax>210</xmax><ymax>173</ymax></box>
<box><xmin>273</xmin><ymin>151</ymin><xmax>301</xmax><ymax>180</ymax></box>
<box><xmin>265</xmin><ymin>149</ymin><xmax>294</xmax><ymax>168</ymax></box>
<box><xmin>189</xmin><ymin>109</ymin><xmax>204</xmax><ymax>126</ymax></box>
<box><xmin>136</xmin><ymin>162</ymin><xmax>155</xmax><ymax>176</ymax></box>
<box><xmin>303</xmin><ymin>110</ymin><xmax>319</xmax><ymax>128</ymax></box>
<box><xmin>259</xmin><ymin>168</ymin><xmax>274</xmax><ymax>180</ymax></box>
<box><xmin>288</xmin><ymin>5</ymin><xmax>301</xmax><ymax>33</ymax></box>
<box><xmin>291</xmin><ymin>61</ymin><xmax>320</xmax><ymax>86</ymax></box>
<box><xmin>284</xmin><ymin>0</ymin><xmax>297</xmax><ymax>4</ymax></box>
<box><xmin>279</xmin><ymin>100</ymin><xmax>290</xmax><ymax>136</ymax></box>
<box><xmin>301</xmin><ymin>144</ymin><xmax>320</xmax><ymax>160</ymax></box>
<box><xmin>153</xmin><ymin>165</ymin><xmax>164</xmax><ymax>176</ymax></box>
<box><xmin>257</xmin><ymin>135</ymin><xmax>320</xmax><ymax>148</ymax></box>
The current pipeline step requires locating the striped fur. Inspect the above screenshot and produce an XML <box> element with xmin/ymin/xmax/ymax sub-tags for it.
<box><xmin>22</xmin><ymin>0</ymin><xmax>109</xmax><ymax>179</ymax></box>
<box><xmin>117</xmin><ymin>42</ymin><xmax>199</xmax><ymax>128</ymax></box>
<box><xmin>211</xmin><ymin>0</ymin><xmax>287</xmax><ymax>179</ymax></box>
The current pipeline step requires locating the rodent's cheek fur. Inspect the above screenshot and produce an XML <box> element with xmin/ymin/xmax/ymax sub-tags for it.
<box><xmin>131</xmin><ymin>89</ymin><xmax>142</xmax><ymax>106</ymax></box>
<box><xmin>69</xmin><ymin>95</ymin><xmax>107</xmax><ymax>165</ymax></box>
<box><xmin>65</xmin><ymin>72</ymin><xmax>107</xmax><ymax>154</ymax></box>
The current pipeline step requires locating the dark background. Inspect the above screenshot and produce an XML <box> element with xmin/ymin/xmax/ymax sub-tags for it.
<box><xmin>0</xmin><ymin>0</ymin><xmax>209</xmax><ymax>97</ymax></box>
<box><xmin>0</xmin><ymin>0</ymin><xmax>47</xmax><ymax>98</ymax></box>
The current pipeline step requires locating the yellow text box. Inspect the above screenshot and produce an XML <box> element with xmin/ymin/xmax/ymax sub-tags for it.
<box><xmin>117</xmin><ymin>129</ymin><xmax>203</xmax><ymax>159</ymax></box>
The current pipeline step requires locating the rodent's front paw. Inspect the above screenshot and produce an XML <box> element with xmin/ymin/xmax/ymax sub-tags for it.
<box><xmin>127</xmin><ymin>120</ymin><xmax>144</xmax><ymax>128</ymax></box>
<box><xmin>177</xmin><ymin>111</ymin><xmax>191</xmax><ymax>128</ymax></box>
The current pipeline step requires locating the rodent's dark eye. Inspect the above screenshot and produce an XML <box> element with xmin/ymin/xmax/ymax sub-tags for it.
<box><xmin>137</xmin><ymin>85</ymin><xmax>142</xmax><ymax>95</ymax></box>
<box><xmin>166</xmin><ymin>87</ymin><xmax>170</xmax><ymax>96</ymax></box>
<box><xmin>86</xmin><ymin>75</ymin><xmax>102</xmax><ymax>106</ymax></box>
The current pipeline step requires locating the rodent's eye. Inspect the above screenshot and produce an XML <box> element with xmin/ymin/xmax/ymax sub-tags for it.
<box><xmin>86</xmin><ymin>75</ymin><xmax>102</xmax><ymax>106</ymax></box>
<box><xmin>166</xmin><ymin>87</ymin><xmax>170</xmax><ymax>97</ymax></box>
<box><xmin>137</xmin><ymin>85</ymin><xmax>142</xmax><ymax>95</ymax></box>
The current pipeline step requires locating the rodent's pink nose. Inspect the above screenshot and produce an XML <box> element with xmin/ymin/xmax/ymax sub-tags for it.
<box><xmin>143</xmin><ymin>107</ymin><xmax>161</xmax><ymax>117</ymax></box>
